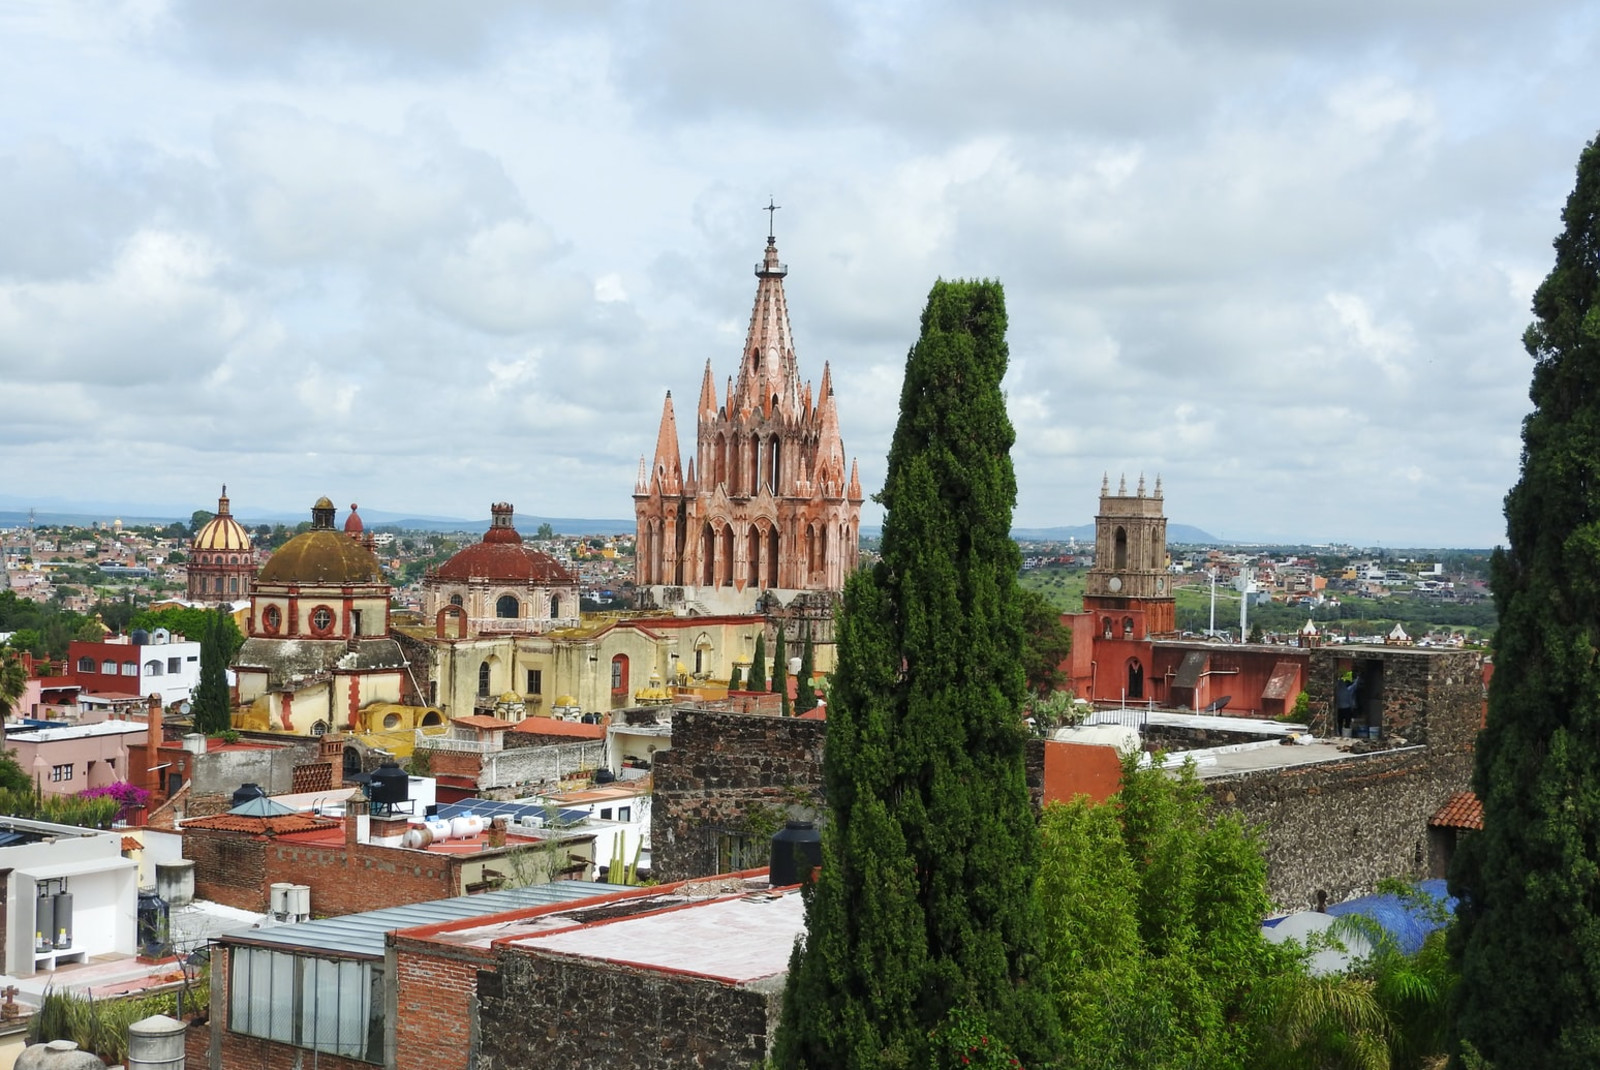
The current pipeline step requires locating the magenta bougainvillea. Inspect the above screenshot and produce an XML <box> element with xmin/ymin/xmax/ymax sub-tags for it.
<box><xmin>78</xmin><ymin>781</ymin><xmax>151</xmax><ymax>821</ymax></box>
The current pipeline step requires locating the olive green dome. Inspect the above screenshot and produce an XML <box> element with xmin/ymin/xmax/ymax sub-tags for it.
<box><xmin>257</xmin><ymin>498</ymin><xmax>384</xmax><ymax>585</ymax></box>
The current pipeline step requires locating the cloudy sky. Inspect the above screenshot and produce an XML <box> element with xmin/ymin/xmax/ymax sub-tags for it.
<box><xmin>2</xmin><ymin>1</ymin><xmax>1596</xmax><ymax>546</ymax></box>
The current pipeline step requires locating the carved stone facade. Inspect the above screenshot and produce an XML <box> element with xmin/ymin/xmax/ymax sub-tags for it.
<box><xmin>1082</xmin><ymin>473</ymin><xmax>1175</xmax><ymax>635</ymax></box>
<box><xmin>633</xmin><ymin>232</ymin><xmax>863</xmax><ymax>614</ymax></box>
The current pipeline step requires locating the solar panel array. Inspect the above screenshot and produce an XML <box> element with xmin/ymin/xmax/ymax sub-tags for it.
<box><xmin>434</xmin><ymin>799</ymin><xmax>589</xmax><ymax>827</ymax></box>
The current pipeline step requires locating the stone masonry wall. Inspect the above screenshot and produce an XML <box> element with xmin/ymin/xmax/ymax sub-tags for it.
<box><xmin>476</xmin><ymin>948</ymin><xmax>782</xmax><ymax>1070</ymax></box>
<box><xmin>1212</xmin><ymin>648</ymin><xmax>1482</xmax><ymax>908</ymax></box>
<box><xmin>420</xmin><ymin>740</ymin><xmax>604</xmax><ymax>797</ymax></box>
<box><xmin>1207</xmin><ymin>744</ymin><xmax>1473</xmax><ymax>909</ymax></box>
<box><xmin>651</xmin><ymin>709</ymin><xmax>826</xmax><ymax>882</ymax></box>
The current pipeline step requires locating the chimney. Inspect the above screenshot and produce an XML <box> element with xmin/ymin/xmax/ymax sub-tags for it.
<box><xmin>345</xmin><ymin>798</ymin><xmax>368</xmax><ymax>850</ymax></box>
<box><xmin>145</xmin><ymin>694</ymin><xmax>163</xmax><ymax>799</ymax></box>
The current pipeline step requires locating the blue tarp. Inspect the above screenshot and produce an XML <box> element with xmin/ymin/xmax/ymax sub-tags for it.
<box><xmin>1325</xmin><ymin>878</ymin><xmax>1455</xmax><ymax>955</ymax></box>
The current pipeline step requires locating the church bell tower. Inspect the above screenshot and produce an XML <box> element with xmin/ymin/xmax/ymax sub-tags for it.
<box><xmin>1083</xmin><ymin>473</ymin><xmax>1175</xmax><ymax>635</ymax></box>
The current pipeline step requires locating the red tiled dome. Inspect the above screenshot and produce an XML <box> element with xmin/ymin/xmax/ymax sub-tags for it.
<box><xmin>344</xmin><ymin>503</ymin><xmax>364</xmax><ymax>533</ymax></box>
<box><xmin>434</xmin><ymin>503</ymin><xmax>573</xmax><ymax>584</ymax></box>
<box><xmin>435</xmin><ymin>541</ymin><xmax>574</xmax><ymax>584</ymax></box>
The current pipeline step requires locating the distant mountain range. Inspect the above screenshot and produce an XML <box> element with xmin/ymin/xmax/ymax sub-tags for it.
<box><xmin>1009</xmin><ymin>523</ymin><xmax>1219</xmax><ymax>544</ymax></box>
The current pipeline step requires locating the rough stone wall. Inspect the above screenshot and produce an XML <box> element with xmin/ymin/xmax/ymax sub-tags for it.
<box><xmin>1212</xmin><ymin>647</ymin><xmax>1483</xmax><ymax>908</ymax></box>
<box><xmin>1143</xmin><ymin>724</ymin><xmax>1276</xmax><ymax>752</ymax></box>
<box><xmin>476</xmin><ymin>949</ymin><xmax>782</xmax><ymax>1070</ymax></box>
<box><xmin>191</xmin><ymin>742</ymin><xmax>310</xmax><ymax>796</ymax></box>
<box><xmin>391</xmin><ymin>936</ymin><xmax>495</xmax><ymax>1070</ymax></box>
<box><xmin>419</xmin><ymin>740</ymin><xmax>604</xmax><ymax>796</ymax></box>
<box><xmin>1208</xmin><ymin>744</ymin><xmax>1472</xmax><ymax>909</ymax></box>
<box><xmin>651</xmin><ymin>709</ymin><xmax>826</xmax><ymax>882</ymax></box>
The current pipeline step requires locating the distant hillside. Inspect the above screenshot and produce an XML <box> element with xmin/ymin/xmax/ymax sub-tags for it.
<box><xmin>1009</xmin><ymin>523</ymin><xmax>1221</xmax><ymax>544</ymax></box>
<box><xmin>0</xmin><ymin>508</ymin><xmax>635</xmax><ymax>538</ymax></box>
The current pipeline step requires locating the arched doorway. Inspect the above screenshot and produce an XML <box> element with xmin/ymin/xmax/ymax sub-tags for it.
<box><xmin>1126</xmin><ymin>659</ymin><xmax>1144</xmax><ymax>700</ymax></box>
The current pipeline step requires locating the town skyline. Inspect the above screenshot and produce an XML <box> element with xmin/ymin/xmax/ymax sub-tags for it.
<box><xmin>5</xmin><ymin>3</ymin><xmax>1598</xmax><ymax>547</ymax></box>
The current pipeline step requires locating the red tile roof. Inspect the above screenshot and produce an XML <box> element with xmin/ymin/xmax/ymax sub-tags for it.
<box><xmin>510</xmin><ymin>718</ymin><xmax>605</xmax><ymax>739</ymax></box>
<box><xmin>452</xmin><ymin>715</ymin><xmax>513</xmax><ymax>731</ymax></box>
<box><xmin>1430</xmin><ymin>791</ymin><xmax>1483</xmax><ymax>830</ymax></box>
<box><xmin>183</xmin><ymin>813</ymin><xmax>341</xmax><ymax>836</ymax></box>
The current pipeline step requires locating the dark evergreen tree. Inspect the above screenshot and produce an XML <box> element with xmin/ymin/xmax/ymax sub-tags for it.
<box><xmin>191</xmin><ymin>608</ymin><xmax>232</xmax><ymax>736</ymax></box>
<box><xmin>794</xmin><ymin>628</ymin><xmax>817</xmax><ymax>714</ymax></box>
<box><xmin>729</xmin><ymin>664</ymin><xmax>743</xmax><ymax>690</ymax></box>
<box><xmin>775</xmin><ymin>280</ymin><xmax>1060</xmax><ymax>1069</ymax></box>
<box><xmin>750</xmin><ymin>632</ymin><xmax>768</xmax><ymax>692</ymax></box>
<box><xmin>1019</xmin><ymin>588</ymin><xmax>1071</xmax><ymax>697</ymax></box>
<box><xmin>772</xmin><ymin>624</ymin><xmax>789</xmax><ymax>716</ymax></box>
<box><xmin>1449</xmin><ymin>133</ymin><xmax>1600</xmax><ymax>1069</ymax></box>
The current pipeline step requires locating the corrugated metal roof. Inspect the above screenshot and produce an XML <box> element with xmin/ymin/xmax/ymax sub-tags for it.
<box><xmin>220</xmin><ymin>881</ymin><xmax>615</xmax><ymax>959</ymax></box>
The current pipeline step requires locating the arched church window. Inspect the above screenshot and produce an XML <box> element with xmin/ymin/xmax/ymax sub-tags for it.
<box><xmin>1114</xmin><ymin>527</ymin><xmax>1128</xmax><ymax>571</ymax></box>
<box><xmin>1123</xmin><ymin>617</ymin><xmax>1135</xmax><ymax>638</ymax></box>
<box><xmin>550</xmin><ymin>595</ymin><xmax>562</xmax><ymax>619</ymax></box>
<box><xmin>496</xmin><ymin>595</ymin><xmax>519</xmax><ymax>618</ymax></box>
<box><xmin>229</xmin><ymin>577</ymin><xmax>239</xmax><ymax>595</ymax></box>
<box><xmin>263</xmin><ymin>606</ymin><xmax>281</xmax><ymax>633</ymax></box>
<box><xmin>1102</xmin><ymin>617</ymin><xmax>1113</xmax><ymax>640</ymax></box>
<box><xmin>611</xmin><ymin>655</ymin><xmax>629</xmax><ymax>693</ymax></box>
<box><xmin>1127</xmin><ymin>659</ymin><xmax>1144</xmax><ymax>700</ymax></box>
<box><xmin>449</xmin><ymin>594</ymin><xmax>464</xmax><ymax>608</ymax></box>
<box><xmin>478</xmin><ymin>661</ymin><xmax>491</xmax><ymax>697</ymax></box>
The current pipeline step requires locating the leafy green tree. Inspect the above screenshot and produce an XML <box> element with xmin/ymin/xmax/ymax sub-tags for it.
<box><xmin>0</xmin><ymin>748</ymin><xmax>31</xmax><ymax>792</ymax></box>
<box><xmin>794</xmin><ymin>628</ymin><xmax>817</xmax><ymax>713</ymax></box>
<box><xmin>189</xmin><ymin>510</ymin><xmax>214</xmax><ymax>535</ymax></box>
<box><xmin>1041</xmin><ymin>757</ymin><xmax>1290</xmax><ymax>1070</ymax></box>
<box><xmin>771</xmin><ymin>624</ymin><xmax>788</xmax><ymax>716</ymax></box>
<box><xmin>130</xmin><ymin>607</ymin><xmax>244</xmax><ymax>661</ymax></box>
<box><xmin>749</xmin><ymin>631</ymin><xmax>768</xmax><ymax>692</ymax></box>
<box><xmin>6</xmin><ymin>629</ymin><xmax>43</xmax><ymax>657</ymax></box>
<box><xmin>1449</xmin><ymin>132</ymin><xmax>1600</xmax><ymax>1069</ymax></box>
<box><xmin>535</xmin><ymin>522</ymin><xmax>556</xmax><ymax>539</ymax></box>
<box><xmin>1019</xmin><ymin>587</ymin><xmax>1071</xmax><ymax>697</ymax></box>
<box><xmin>776</xmin><ymin>279</ymin><xmax>1060</xmax><ymax>1069</ymax></box>
<box><xmin>190</xmin><ymin>609</ymin><xmax>233</xmax><ymax>735</ymax></box>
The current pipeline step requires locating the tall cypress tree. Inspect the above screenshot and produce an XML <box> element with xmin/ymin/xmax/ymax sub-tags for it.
<box><xmin>750</xmin><ymin>631</ymin><xmax>768</xmax><ymax>692</ymax></box>
<box><xmin>1449</xmin><ymin>133</ymin><xmax>1600</xmax><ymax>1068</ymax></box>
<box><xmin>191</xmin><ymin>608</ymin><xmax>232</xmax><ymax>736</ymax></box>
<box><xmin>794</xmin><ymin>628</ymin><xmax>817</xmax><ymax>714</ymax></box>
<box><xmin>776</xmin><ymin>280</ymin><xmax>1059</xmax><ymax>1069</ymax></box>
<box><xmin>772</xmin><ymin>624</ymin><xmax>789</xmax><ymax>716</ymax></box>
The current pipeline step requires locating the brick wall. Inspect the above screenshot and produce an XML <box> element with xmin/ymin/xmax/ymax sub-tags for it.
<box><xmin>186</xmin><ymin>829</ymin><xmax>269</xmax><ymax>910</ymax></box>
<box><xmin>651</xmin><ymin>709</ymin><xmax>826</xmax><ymax>882</ymax></box>
<box><xmin>476</xmin><ymin>949</ymin><xmax>781</xmax><ymax>1070</ymax></box>
<box><xmin>391</xmin><ymin>937</ymin><xmax>497</xmax><ymax>1070</ymax></box>
<box><xmin>263</xmin><ymin>842</ymin><xmax>458</xmax><ymax>917</ymax></box>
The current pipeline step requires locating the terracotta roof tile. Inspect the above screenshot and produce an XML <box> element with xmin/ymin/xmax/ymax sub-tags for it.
<box><xmin>510</xmin><ymin>718</ymin><xmax>605</xmax><ymax>739</ymax></box>
<box><xmin>183</xmin><ymin>813</ymin><xmax>341</xmax><ymax>836</ymax></box>
<box><xmin>1430</xmin><ymin>791</ymin><xmax>1483</xmax><ymax>830</ymax></box>
<box><xmin>453</xmin><ymin>715</ymin><xmax>513</xmax><ymax>730</ymax></box>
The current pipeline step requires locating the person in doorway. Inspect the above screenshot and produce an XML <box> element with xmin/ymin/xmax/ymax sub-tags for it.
<box><xmin>1335</xmin><ymin>671</ymin><xmax>1360</xmax><ymax>736</ymax></box>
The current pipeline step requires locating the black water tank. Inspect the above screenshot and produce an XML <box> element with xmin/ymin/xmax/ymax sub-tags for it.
<box><xmin>130</xmin><ymin>629</ymin><xmax>151</xmax><ymax>646</ymax></box>
<box><xmin>769</xmin><ymin>820</ymin><xmax>823</xmax><ymax>886</ymax></box>
<box><xmin>137</xmin><ymin>889</ymin><xmax>168</xmax><ymax>958</ymax></box>
<box><xmin>594</xmin><ymin>768</ymin><xmax>616</xmax><ymax>784</ymax></box>
<box><xmin>231</xmin><ymin>783</ymin><xmax>266</xmax><ymax>808</ymax></box>
<box><xmin>369</xmin><ymin>760</ymin><xmax>409</xmax><ymax>805</ymax></box>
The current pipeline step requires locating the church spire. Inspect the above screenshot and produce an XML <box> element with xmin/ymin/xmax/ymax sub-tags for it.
<box><xmin>649</xmin><ymin>391</ymin><xmax>682</xmax><ymax>494</ymax></box>
<box><xmin>738</xmin><ymin>228</ymin><xmax>797</xmax><ymax>408</ymax></box>
<box><xmin>699</xmin><ymin>360</ymin><xmax>718</xmax><ymax>416</ymax></box>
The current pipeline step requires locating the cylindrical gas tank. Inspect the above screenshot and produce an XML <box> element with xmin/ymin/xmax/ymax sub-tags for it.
<box><xmin>52</xmin><ymin>891</ymin><xmax>72</xmax><ymax>949</ymax></box>
<box><xmin>34</xmin><ymin>891</ymin><xmax>54</xmax><ymax>953</ymax></box>
<box><xmin>425</xmin><ymin>817</ymin><xmax>451</xmax><ymax>841</ymax></box>
<box><xmin>465</xmin><ymin>813</ymin><xmax>484</xmax><ymax>837</ymax></box>
<box><xmin>449</xmin><ymin>814</ymin><xmax>473</xmax><ymax>839</ymax></box>
<box><xmin>401</xmin><ymin>826</ymin><xmax>433</xmax><ymax>850</ymax></box>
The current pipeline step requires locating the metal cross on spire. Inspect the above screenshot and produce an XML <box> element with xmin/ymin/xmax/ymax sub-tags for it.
<box><xmin>765</xmin><ymin>195</ymin><xmax>781</xmax><ymax>239</ymax></box>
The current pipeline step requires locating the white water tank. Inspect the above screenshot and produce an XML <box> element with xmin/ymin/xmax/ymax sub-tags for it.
<box><xmin>127</xmin><ymin>1013</ymin><xmax>186</xmax><ymax>1070</ymax></box>
<box><xmin>156</xmin><ymin>860</ymin><xmax>195</xmax><ymax>909</ymax></box>
<box><xmin>287</xmin><ymin>885</ymin><xmax>311</xmax><ymax>921</ymax></box>
<box><xmin>269</xmin><ymin>882</ymin><xmax>293</xmax><ymax>919</ymax></box>
<box><xmin>425</xmin><ymin>818</ymin><xmax>451</xmax><ymax>841</ymax></box>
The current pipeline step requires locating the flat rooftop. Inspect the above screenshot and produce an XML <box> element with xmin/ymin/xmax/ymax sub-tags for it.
<box><xmin>506</xmin><ymin>885</ymin><xmax>806</xmax><ymax>984</ymax></box>
<box><xmin>1180</xmin><ymin>739</ymin><xmax>1416</xmax><ymax>778</ymax></box>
